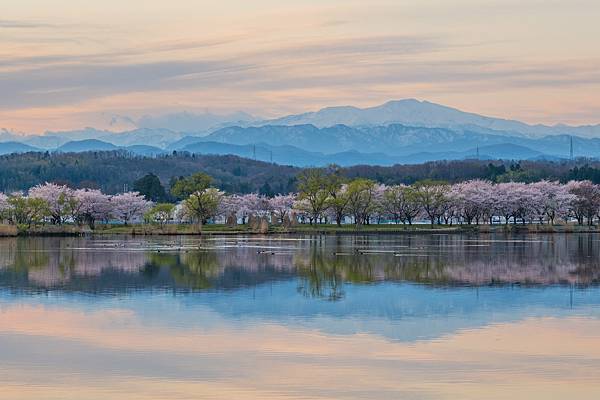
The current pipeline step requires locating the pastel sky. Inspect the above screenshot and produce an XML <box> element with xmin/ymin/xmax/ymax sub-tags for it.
<box><xmin>2</xmin><ymin>0</ymin><xmax>600</xmax><ymax>133</ymax></box>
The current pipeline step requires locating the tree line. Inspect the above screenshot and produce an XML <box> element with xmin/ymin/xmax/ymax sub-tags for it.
<box><xmin>293</xmin><ymin>169</ymin><xmax>594</xmax><ymax>226</ymax></box>
<box><xmin>4</xmin><ymin>169</ymin><xmax>600</xmax><ymax>229</ymax></box>
<box><xmin>4</xmin><ymin>151</ymin><xmax>600</xmax><ymax>196</ymax></box>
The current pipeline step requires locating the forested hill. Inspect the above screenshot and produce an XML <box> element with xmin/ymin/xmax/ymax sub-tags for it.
<box><xmin>0</xmin><ymin>151</ymin><xmax>298</xmax><ymax>195</ymax></box>
<box><xmin>1</xmin><ymin>151</ymin><xmax>600</xmax><ymax>194</ymax></box>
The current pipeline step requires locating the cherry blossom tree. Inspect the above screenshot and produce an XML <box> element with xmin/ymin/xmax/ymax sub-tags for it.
<box><xmin>218</xmin><ymin>194</ymin><xmax>240</xmax><ymax>222</ymax></box>
<box><xmin>530</xmin><ymin>181</ymin><xmax>576</xmax><ymax>224</ymax></box>
<box><xmin>8</xmin><ymin>176</ymin><xmax>600</xmax><ymax>230</ymax></box>
<box><xmin>269</xmin><ymin>194</ymin><xmax>296</xmax><ymax>224</ymax></box>
<box><xmin>235</xmin><ymin>193</ymin><xmax>262</xmax><ymax>223</ymax></box>
<box><xmin>173</xmin><ymin>203</ymin><xmax>190</xmax><ymax>224</ymax></box>
<box><xmin>490</xmin><ymin>183</ymin><xmax>514</xmax><ymax>224</ymax></box>
<box><xmin>292</xmin><ymin>198</ymin><xmax>312</xmax><ymax>224</ymax></box>
<box><xmin>255</xmin><ymin>195</ymin><xmax>272</xmax><ymax>217</ymax></box>
<box><xmin>499</xmin><ymin>182</ymin><xmax>539</xmax><ymax>224</ymax></box>
<box><xmin>451</xmin><ymin>180</ymin><xmax>494</xmax><ymax>224</ymax></box>
<box><xmin>146</xmin><ymin>203</ymin><xmax>175</xmax><ymax>226</ymax></box>
<box><xmin>440</xmin><ymin>189</ymin><xmax>458</xmax><ymax>225</ymax></box>
<box><xmin>370</xmin><ymin>184</ymin><xmax>388</xmax><ymax>224</ymax></box>
<box><xmin>111</xmin><ymin>192</ymin><xmax>152</xmax><ymax>225</ymax></box>
<box><xmin>0</xmin><ymin>193</ymin><xmax>8</xmax><ymax>219</ymax></box>
<box><xmin>566</xmin><ymin>180</ymin><xmax>600</xmax><ymax>225</ymax></box>
<box><xmin>28</xmin><ymin>182</ymin><xmax>76</xmax><ymax>225</ymax></box>
<box><xmin>73</xmin><ymin>189</ymin><xmax>111</xmax><ymax>228</ymax></box>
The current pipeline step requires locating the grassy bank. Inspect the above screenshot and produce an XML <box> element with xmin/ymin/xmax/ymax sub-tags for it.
<box><xmin>4</xmin><ymin>223</ymin><xmax>600</xmax><ymax>237</ymax></box>
<box><xmin>0</xmin><ymin>224</ymin><xmax>18</xmax><ymax>237</ymax></box>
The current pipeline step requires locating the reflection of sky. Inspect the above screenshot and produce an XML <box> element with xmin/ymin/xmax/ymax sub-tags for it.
<box><xmin>1</xmin><ymin>287</ymin><xmax>600</xmax><ymax>399</ymax></box>
<box><xmin>3</xmin><ymin>281</ymin><xmax>600</xmax><ymax>342</ymax></box>
<box><xmin>2</xmin><ymin>236</ymin><xmax>600</xmax><ymax>399</ymax></box>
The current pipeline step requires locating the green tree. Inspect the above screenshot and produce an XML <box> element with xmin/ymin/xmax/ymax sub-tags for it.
<box><xmin>412</xmin><ymin>180</ymin><xmax>450</xmax><ymax>226</ymax></box>
<box><xmin>297</xmin><ymin>168</ymin><xmax>330</xmax><ymax>224</ymax></box>
<box><xmin>324</xmin><ymin>167</ymin><xmax>349</xmax><ymax>226</ymax></box>
<box><xmin>7</xmin><ymin>196</ymin><xmax>50</xmax><ymax>228</ymax></box>
<box><xmin>145</xmin><ymin>203</ymin><xmax>175</xmax><ymax>227</ymax></box>
<box><xmin>345</xmin><ymin>179</ymin><xmax>377</xmax><ymax>225</ymax></box>
<box><xmin>133</xmin><ymin>173</ymin><xmax>167</xmax><ymax>202</ymax></box>
<box><xmin>171</xmin><ymin>173</ymin><xmax>222</xmax><ymax>227</ymax></box>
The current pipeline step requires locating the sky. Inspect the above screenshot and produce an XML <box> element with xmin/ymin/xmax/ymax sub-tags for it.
<box><xmin>1</xmin><ymin>0</ymin><xmax>600</xmax><ymax>133</ymax></box>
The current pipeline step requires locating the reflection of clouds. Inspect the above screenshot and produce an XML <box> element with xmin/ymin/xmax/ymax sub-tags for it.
<box><xmin>1</xmin><ymin>304</ymin><xmax>599</xmax><ymax>399</ymax></box>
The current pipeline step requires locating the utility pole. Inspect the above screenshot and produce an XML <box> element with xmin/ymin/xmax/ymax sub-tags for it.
<box><xmin>270</xmin><ymin>150</ymin><xmax>273</xmax><ymax>163</ymax></box>
<box><xmin>476</xmin><ymin>145</ymin><xmax>480</xmax><ymax>160</ymax></box>
<box><xmin>253</xmin><ymin>145</ymin><xmax>256</xmax><ymax>160</ymax></box>
<box><xmin>570</xmin><ymin>136</ymin><xmax>574</xmax><ymax>160</ymax></box>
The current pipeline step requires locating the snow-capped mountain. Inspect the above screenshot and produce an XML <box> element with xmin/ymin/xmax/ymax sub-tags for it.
<box><xmin>1</xmin><ymin>99</ymin><xmax>600</xmax><ymax>166</ymax></box>
<box><xmin>263</xmin><ymin>99</ymin><xmax>600</xmax><ymax>138</ymax></box>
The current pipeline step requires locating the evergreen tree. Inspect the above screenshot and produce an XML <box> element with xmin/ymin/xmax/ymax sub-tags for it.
<box><xmin>133</xmin><ymin>173</ymin><xmax>167</xmax><ymax>202</ymax></box>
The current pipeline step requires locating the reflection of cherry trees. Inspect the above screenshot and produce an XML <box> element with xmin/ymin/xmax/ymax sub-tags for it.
<box><xmin>1</xmin><ymin>235</ymin><xmax>600</xmax><ymax>293</ymax></box>
<box><xmin>294</xmin><ymin>247</ymin><xmax>380</xmax><ymax>300</ymax></box>
<box><xmin>0</xmin><ymin>238</ymin><xmax>147</xmax><ymax>287</ymax></box>
<box><xmin>291</xmin><ymin>234</ymin><xmax>600</xmax><ymax>291</ymax></box>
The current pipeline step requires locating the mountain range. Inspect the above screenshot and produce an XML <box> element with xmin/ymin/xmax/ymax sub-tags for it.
<box><xmin>1</xmin><ymin>99</ymin><xmax>599</xmax><ymax>166</ymax></box>
<box><xmin>261</xmin><ymin>99</ymin><xmax>600</xmax><ymax>138</ymax></box>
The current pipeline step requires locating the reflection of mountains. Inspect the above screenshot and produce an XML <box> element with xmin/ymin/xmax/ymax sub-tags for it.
<box><xmin>0</xmin><ymin>235</ymin><xmax>599</xmax><ymax>294</ymax></box>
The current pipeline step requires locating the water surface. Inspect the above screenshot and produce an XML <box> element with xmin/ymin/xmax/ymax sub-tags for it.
<box><xmin>1</xmin><ymin>234</ymin><xmax>600</xmax><ymax>399</ymax></box>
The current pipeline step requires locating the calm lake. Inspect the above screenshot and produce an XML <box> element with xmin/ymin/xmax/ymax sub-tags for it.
<box><xmin>1</xmin><ymin>234</ymin><xmax>600</xmax><ymax>399</ymax></box>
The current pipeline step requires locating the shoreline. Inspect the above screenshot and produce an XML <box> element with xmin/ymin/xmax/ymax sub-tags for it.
<box><xmin>3</xmin><ymin>223</ymin><xmax>600</xmax><ymax>237</ymax></box>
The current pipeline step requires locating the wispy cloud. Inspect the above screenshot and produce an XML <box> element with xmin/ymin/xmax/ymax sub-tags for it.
<box><xmin>2</xmin><ymin>33</ymin><xmax>599</xmax><ymax>114</ymax></box>
<box><xmin>2</xmin><ymin>0</ymin><xmax>600</xmax><ymax>130</ymax></box>
<box><xmin>0</xmin><ymin>37</ymin><xmax>242</xmax><ymax>70</ymax></box>
<box><xmin>0</xmin><ymin>34</ymin><xmax>444</xmax><ymax>109</ymax></box>
<box><xmin>0</xmin><ymin>19</ymin><xmax>56</xmax><ymax>29</ymax></box>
